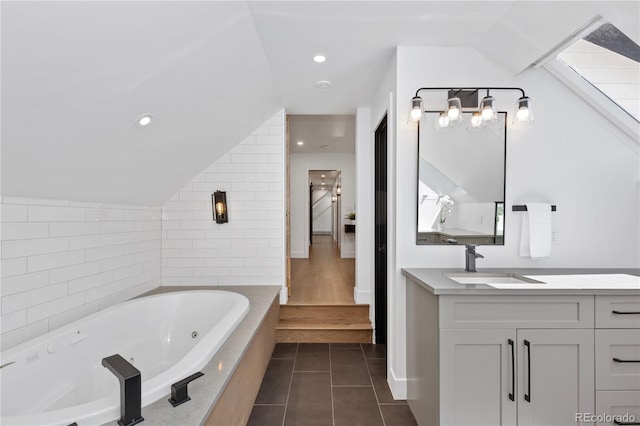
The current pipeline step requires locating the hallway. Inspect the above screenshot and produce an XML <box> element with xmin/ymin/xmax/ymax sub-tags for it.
<box><xmin>288</xmin><ymin>235</ymin><xmax>355</xmax><ymax>304</ymax></box>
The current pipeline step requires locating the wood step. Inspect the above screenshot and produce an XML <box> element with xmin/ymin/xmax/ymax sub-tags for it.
<box><xmin>277</xmin><ymin>304</ymin><xmax>373</xmax><ymax>343</ymax></box>
<box><xmin>277</xmin><ymin>318</ymin><xmax>372</xmax><ymax>330</ymax></box>
<box><xmin>280</xmin><ymin>304</ymin><xmax>369</xmax><ymax>320</ymax></box>
<box><xmin>276</xmin><ymin>328</ymin><xmax>372</xmax><ymax>343</ymax></box>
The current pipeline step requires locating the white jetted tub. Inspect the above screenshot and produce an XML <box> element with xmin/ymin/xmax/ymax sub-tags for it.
<box><xmin>0</xmin><ymin>290</ymin><xmax>249</xmax><ymax>426</ymax></box>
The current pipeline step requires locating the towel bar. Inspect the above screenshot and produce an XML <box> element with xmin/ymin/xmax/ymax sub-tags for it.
<box><xmin>512</xmin><ymin>205</ymin><xmax>556</xmax><ymax>212</ymax></box>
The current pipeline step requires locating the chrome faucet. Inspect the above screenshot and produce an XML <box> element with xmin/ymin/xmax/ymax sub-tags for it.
<box><xmin>465</xmin><ymin>245</ymin><xmax>484</xmax><ymax>272</ymax></box>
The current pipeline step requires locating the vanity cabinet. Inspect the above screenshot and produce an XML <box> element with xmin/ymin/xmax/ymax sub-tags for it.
<box><xmin>406</xmin><ymin>278</ymin><xmax>601</xmax><ymax>426</ymax></box>
<box><xmin>440</xmin><ymin>328</ymin><xmax>594</xmax><ymax>426</ymax></box>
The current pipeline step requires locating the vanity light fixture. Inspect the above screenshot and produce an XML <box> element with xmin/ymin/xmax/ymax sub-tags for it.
<box><xmin>436</xmin><ymin>112</ymin><xmax>451</xmax><ymax>130</ymax></box>
<box><xmin>446</xmin><ymin>97</ymin><xmax>464</xmax><ymax>124</ymax></box>
<box><xmin>479</xmin><ymin>94</ymin><xmax>498</xmax><ymax>122</ymax></box>
<box><xmin>409</xmin><ymin>96</ymin><xmax>424</xmax><ymax>123</ymax></box>
<box><xmin>408</xmin><ymin>87</ymin><xmax>534</xmax><ymax>128</ymax></box>
<box><xmin>212</xmin><ymin>191</ymin><xmax>228</xmax><ymax>224</ymax></box>
<box><xmin>332</xmin><ymin>195</ymin><xmax>337</xmax><ymax>203</ymax></box>
<box><xmin>297</xmin><ymin>141</ymin><xmax>304</xmax><ymax>146</ymax></box>
<box><xmin>513</xmin><ymin>96</ymin><xmax>534</xmax><ymax>125</ymax></box>
<box><xmin>470</xmin><ymin>112</ymin><xmax>484</xmax><ymax>128</ymax></box>
<box><xmin>336</xmin><ymin>185</ymin><xmax>341</xmax><ymax>196</ymax></box>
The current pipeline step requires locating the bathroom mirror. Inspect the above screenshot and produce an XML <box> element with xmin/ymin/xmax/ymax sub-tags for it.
<box><xmin>417</xmin><ymin>111</ymin><xmax>506</xmax><ymax>245</ymax></box>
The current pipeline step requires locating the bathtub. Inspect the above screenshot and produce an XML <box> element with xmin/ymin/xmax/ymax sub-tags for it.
<box><xmin>0</xmin><ymin>290</ymin><xmax>250</xmax><ymax>426</ymax></box>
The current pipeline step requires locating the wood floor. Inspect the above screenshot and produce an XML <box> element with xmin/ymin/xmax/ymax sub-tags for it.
<box><xmin>288</xmin><ymin>235</ymin><xmax>355</xmax><ymax>305</ymax></box>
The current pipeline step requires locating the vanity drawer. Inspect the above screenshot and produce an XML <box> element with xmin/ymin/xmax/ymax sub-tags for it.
<box><xmin>439</xmin><ymin>295</ymin><xmax>594</xmax><ymax>329</ymax></box>
<box><xmin>595</xmin><ymin>391</ymin><xmax>640</xmax><ymax>425</ymax></box>
<box><xmin>596</xmin><ymin>296</ymin><xmax>640</xmax><ymax>328</ymax></box>
<box><xmin>596</xmin><ymin>330</ymin><xmax>640</xmax><ymax>390</ymax></box>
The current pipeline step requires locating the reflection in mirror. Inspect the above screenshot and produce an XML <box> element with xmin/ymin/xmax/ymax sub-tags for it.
<box><xmin>417</xmin><ymin>112</ymin><xmax>506</xmax><ymax>245</ymax></box>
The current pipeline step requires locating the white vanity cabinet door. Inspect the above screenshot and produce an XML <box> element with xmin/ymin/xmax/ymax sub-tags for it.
<box><xmin>440</xmin><ymin>329</ymin><xmax>517</xmax><ymax>426</ymax></box>
<box><xmin>517</xmin><ymin>329</ymin><xmax>595</xmax><ymax>426</ymax></box>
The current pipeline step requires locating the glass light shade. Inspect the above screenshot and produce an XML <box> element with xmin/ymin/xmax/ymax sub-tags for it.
<box><xmin>408</xmin><ymin>96</ymin><xmax>424</xmax><ymax>123</ymax></box>
<box><xmin>436</xmin><ymin>112</ymin><xmax>450</xmax><ymax>130</ymax></box>
<box><xmin>479</xmin><ymin>96</ymin><xmax>498</xmax><ymax>122</ymax></box>
<box><xmin>446</xmin><ymin>97</ymin><xmax>464</xmax><ymax>123</ymax></box>
<box><xmin>513</xmin><ymin>96</ymin><xmax>534</xmax><ymax>125</ymax></box>
<box><xmin>470</xmin><ymin>112</ymin><xmax>483</xmax><ymax>128</ymax></box>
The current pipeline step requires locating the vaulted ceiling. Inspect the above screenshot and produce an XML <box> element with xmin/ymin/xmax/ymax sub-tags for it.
<box><xmin>2</xmin><ymin>1</ymin><xmax>637</xmax><ymax>205</ymax></box>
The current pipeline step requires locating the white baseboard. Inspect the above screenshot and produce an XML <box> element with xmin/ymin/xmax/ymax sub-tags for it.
<box><xmin>388</xmin><ymin>367</ymin><xmax>407</xmax><ymax>400</ymax></box>
<box><xmin>354</xmin><ymin>288</ymin><xmax>370</xmax><ymax>304</ymax></box>
<box><xmin>290</xmin><ymin>251</ymin><xmax>306</xmax><ymax>259</ymax></box>
<box><xmin>341</xmin><ymin>250</ymin><xmax>355</xmax><ymax>258</ymax></box>
<box><xmin>279</xmin><ymin>287</ymin><xmax>288</xmax><ymax>305</ymax></box>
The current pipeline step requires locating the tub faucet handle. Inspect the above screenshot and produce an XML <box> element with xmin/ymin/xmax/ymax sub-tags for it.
<box><xmin>169</xmin><ymin>371</ymin><xmax>205</xmax><ymax>407</ymax></box>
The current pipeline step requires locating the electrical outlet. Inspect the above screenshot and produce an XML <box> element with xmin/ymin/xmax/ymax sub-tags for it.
<box><xmin>551</xmin><ymin>231</ymin><xmax>559</xmax><ymax>246</ymax></box>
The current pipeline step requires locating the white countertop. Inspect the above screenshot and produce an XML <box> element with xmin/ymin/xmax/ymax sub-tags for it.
<box><xmin>402</xmin><ymin>268</ymin><xmax>640</xmax><ymax>295</ymax></box>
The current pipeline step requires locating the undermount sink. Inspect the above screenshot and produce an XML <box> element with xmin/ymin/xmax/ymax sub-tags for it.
<box><xmin>444</xmin><ymin>273</ymin><xmax>544</xmax><ymax>286</ymax></box>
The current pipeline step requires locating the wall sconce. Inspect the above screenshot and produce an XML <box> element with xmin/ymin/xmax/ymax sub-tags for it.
<box><xmin>408</xmin><ymin>87</ymin><xmax>534</xmax><ymax>128</ymax></box>
<box><xmin>212</xmin><ymin>191</ymin><xmax>228</xmax><ymax>224</ymax></box>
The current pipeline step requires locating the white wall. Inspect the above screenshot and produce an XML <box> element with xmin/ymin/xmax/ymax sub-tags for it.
<box><xmin>355</xmin><ymin>107</ymin><xmax>373</xmax><ymax>305</ymax></box>
<box><xmin>290</xmin><ymin>153</ymin><xmax>356</xmax><ymax>258</ymax></box>
<box><xmin>162</xmin><ymin>111</ymin><xmax>287</xmax><ymax>302</ymax></box>
<box><xmin>0</xmin><ymin>198</ymin><xmax>162</xmax><ymax>350</ymax></box>
<box><xmin>382</xmin><ymin>45</ymin><xmax>640</xmax><ymax>399</ymax></box>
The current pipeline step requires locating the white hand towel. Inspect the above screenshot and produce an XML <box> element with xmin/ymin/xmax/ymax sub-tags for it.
<box><xmin>519</xmin><ymin>203</ymin><xmax>552</xmax><ymax>260</ymax></box>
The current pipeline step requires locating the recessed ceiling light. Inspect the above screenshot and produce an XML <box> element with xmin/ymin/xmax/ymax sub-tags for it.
<box><xmin>315</xmin><ymin>80</ymin><xmax>331</xmax><ymax>89</ymax></box>
<box><xmin>313</xmin><ymin>53</ymin><xmax>327</xmax><ymax>63</ymax></box>
<box><xmin>321</xmin><ymin>145</ymin><xmax>330</xmax><ymax>150</ymax></box>
<box><xmin>297</xmin><ymin>141</ymin><xmax>304</xmax><ymax>146</ymax></box>
<box><xmin>135</xmin><ymin>113</ymin><xmax>153</xmax><ymax>128</ymax></box>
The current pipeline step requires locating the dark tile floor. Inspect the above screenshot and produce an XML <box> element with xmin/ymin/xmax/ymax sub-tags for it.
<box><xmin>248</xmin><ymin>343</ymin><xmax>418</xmax><ymax>426</ymax></box>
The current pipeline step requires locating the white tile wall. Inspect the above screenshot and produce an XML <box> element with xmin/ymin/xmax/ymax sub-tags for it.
<box><xmin>1</xmin><ymin>197</ymin><xmax>162</xmax><ymax>350</ymax></box>
<box><xmin>162</xmin><ymin>110</ymin><xmax>286</xmax><ymax>288</ymax></box>
<box><xmin>0</xmin><ymin>110</ymin><xmax>285</xmax><ymax>350</ymax></box>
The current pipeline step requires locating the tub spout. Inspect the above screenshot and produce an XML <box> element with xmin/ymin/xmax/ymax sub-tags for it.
<box><xmin>102</xmin><ymin>354</ymin><xmax>144</xmax><ymax>426</ymax></box>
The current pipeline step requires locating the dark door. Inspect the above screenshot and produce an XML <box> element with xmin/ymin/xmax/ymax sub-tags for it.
<box><xmin>309</xmin><ymin>183</ymin><xmax>313</xmax><ymax>245</ymax></box>
<box><xmin>374</xmin><ymin>115</ymin><xmax>388</xmax><ymax>344</ymax></box>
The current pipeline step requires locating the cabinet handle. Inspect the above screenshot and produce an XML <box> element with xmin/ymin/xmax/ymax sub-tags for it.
<box><xmin>613</xmin><ymin>421</ymin><xmax>640</xmax><ymax>425</ymax></box>
<box><xmin>612</xmin><ymin>310</ymin><xmax>640</xmax><ymax>315</ymax></box>
<box><xmin>508</xmin><ymin>339</ymin><xmax>515</xmax><ymax>402</ymax></box>
<box><xmin>613</xmin><ymin>357</ymin><xmax>640</xmax><ymax>363</ymax></box>
<box><xmin>524</xmin><ymin>340</ymin><xmax>531</xmax><ymax>403</ymax></box>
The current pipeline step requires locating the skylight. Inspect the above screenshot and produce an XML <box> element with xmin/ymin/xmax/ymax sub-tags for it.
<box><xmin>557</xmin><ymin>22</ymin><xmax>640</xmax><ymax>122</ymax></box>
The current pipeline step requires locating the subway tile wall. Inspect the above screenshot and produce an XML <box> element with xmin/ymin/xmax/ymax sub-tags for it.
<box><xmin>162</xmin><ymin>110</ymin><xmax>285</xmax><ymax>288</ymax></box>
<box><xmin>0</xmin><ymin>110</ymin><xmax>285</xmax><ymax>351</ymax></box>
<box><xmin>1</xmin><ymin>198</ymin><xmax>162</xmax><ymax>350</ymax></box>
